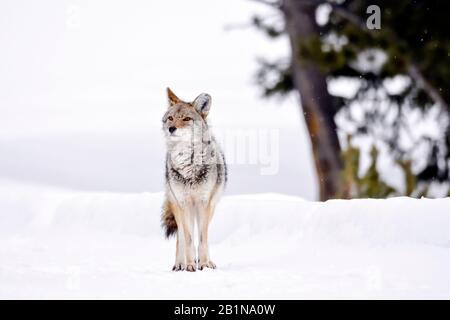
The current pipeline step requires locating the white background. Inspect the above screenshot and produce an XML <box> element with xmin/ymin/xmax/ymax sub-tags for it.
<box><xmin>0</xmin><ymin>0</ymin><xmax>317</xmax><ymax>199</ymax></box>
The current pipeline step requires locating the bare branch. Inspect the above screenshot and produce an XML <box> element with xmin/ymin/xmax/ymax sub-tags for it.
<box><xmin>223</xmin><ymin>22</ymin><xmax>255</xmax><ymax>31</ymax></box>
<box><xmin>407</xmin><ymin>64</ymin><xmax>448</xmax><ymax>110</ymax></box>
<box><xmin>247</xmin><ymin>0</ymin><xmax>282</xmax><ymax>9</ymax></box>
<box><xmin>301</xmin><ymin>0</ymin><xmax>366</xmax><ymax>28</ymax></box>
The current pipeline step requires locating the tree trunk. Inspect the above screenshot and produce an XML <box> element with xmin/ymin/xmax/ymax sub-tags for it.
<box><xmin>282</xmin><ymin>0</ymin><xmax>344</xmax><ymax>200</ymax></box>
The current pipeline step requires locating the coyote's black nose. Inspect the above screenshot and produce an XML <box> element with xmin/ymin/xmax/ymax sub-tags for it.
<box><xmin>169</xmin><ymin>126</ymin><xmax>176</xmax><ymax>134</ymax></box>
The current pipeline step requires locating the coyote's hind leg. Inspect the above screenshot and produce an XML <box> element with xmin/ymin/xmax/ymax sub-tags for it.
<box><xmin>197</xmin><ymin>203</ymin><xmax>216</xmax><ymax>270</ymax></box>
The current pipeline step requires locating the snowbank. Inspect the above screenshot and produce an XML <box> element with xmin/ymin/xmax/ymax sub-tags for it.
<box><xmin>0</xmin><ymin>180</ymin><xmax>449</xmax><ymax>299</ymax></box>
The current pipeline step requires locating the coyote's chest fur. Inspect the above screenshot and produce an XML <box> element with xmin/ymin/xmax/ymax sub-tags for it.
<box><xmin>166</xmin><ymin>138</ymin><xmax>224</xmax><ymax>188</ymax></box>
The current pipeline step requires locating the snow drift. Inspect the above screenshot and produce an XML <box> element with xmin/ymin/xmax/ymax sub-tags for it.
<box><xmin>0</xmin><ymin>180</ymin><xmax>449</xmax><ymax>299</ymax></box>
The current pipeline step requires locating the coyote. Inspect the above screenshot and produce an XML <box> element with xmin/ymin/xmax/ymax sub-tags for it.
<box><xmin>161</xmin><ymin>88</ymin><xmax>227</xmax><ymax>272</ymax></box>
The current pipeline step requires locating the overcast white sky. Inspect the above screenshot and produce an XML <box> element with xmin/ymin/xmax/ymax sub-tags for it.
<box><xmin>0</xmin><ymin>0</ymin><xmax>318</xmax><ymax>199</ymax></box>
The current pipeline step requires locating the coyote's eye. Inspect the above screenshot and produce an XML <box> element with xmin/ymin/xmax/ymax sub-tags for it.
<box><xmin>183</xmin><ymin>117</ymin><xmax>192</xmax><ymax>121</ymax></box>
<box><xmin>168</xmin><ymin>116</ymin><xmax>173</xmax><ymax>121</ymax></box>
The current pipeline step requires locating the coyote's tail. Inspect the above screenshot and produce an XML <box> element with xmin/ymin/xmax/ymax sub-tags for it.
<box><xmin>161</xmin><ymin>199</ymin><xmax>177</xmax><ymax>238</ymax></box>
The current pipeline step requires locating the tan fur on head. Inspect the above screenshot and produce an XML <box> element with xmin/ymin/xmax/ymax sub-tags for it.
<box><xmin>166</xmin><ymin>88</ymin><xmax>211</xmax><ymax>119</ymax></box>
<box><xmin>167</xmin><ymin>87</ymin><xmax>182</xmax><ymax>106</ymax></box>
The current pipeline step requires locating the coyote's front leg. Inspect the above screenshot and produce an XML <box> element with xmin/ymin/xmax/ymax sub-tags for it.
<box><xmin>172</xmin><ymin>203</ymin><xmax>196</xmax><ymax>272</ymax></box>
<box><xmin>183</xmin><ymin>205</ymin><xmax>197</xmax><ymax>272</ymax></box>
<box><xmin>197</xmin><ymin>203</ymin><xmax>216</xmax><ymax>270</ymax></box>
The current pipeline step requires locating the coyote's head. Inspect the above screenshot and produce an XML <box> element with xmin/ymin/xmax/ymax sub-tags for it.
<box><xmin>162</xmin><ymin>88</ymin><xmax>212</xmax><ymax>143</ymax></box>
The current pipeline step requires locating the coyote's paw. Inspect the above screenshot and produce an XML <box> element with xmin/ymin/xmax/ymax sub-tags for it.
<box><xmin>199</xmin><ymin>261</ymin><xmax>216</xmax><ymax>270</ymax></box>
<box><xmin>172</xmin><ymin>263</ymin><xmax>185</xmax><ymax>272</ymax></box>
<box><xmin>186</xmin><ymin>263</ymin><xmax>197</xmax><ymax>272</ymax></box>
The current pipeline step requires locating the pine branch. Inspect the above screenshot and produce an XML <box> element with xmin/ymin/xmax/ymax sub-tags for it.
<box><xmin>294</xmin><ymin>0</ymin><xmax>449</xmax><ymax>110</ymax></box>
<box><xmin>407</xmin><ymin>64</ymin><xmax>448</xmax><ymax>111</ymax></box>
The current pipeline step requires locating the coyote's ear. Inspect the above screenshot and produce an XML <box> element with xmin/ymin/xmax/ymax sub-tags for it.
<box><xmin>167</xmin><ymin>87</ymin><xmax>181</xmax><ymax>107</ymax></box>
<box><xmin>192</xmin><ymin>93</ymin><xmax>211</xmax><ymax>118</ymax></box>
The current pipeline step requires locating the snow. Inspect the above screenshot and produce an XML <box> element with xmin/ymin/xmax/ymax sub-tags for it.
<box><xmin>1</xmin><ymin>180</ymin><xmax>449</xmax><ymax>299</ymax></box>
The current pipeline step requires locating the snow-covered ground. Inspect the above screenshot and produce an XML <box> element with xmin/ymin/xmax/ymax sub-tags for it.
<box><xmin>1</xmin><ymin>179</ymin><xmax>449</xmax><ymax>299</ymax></box>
